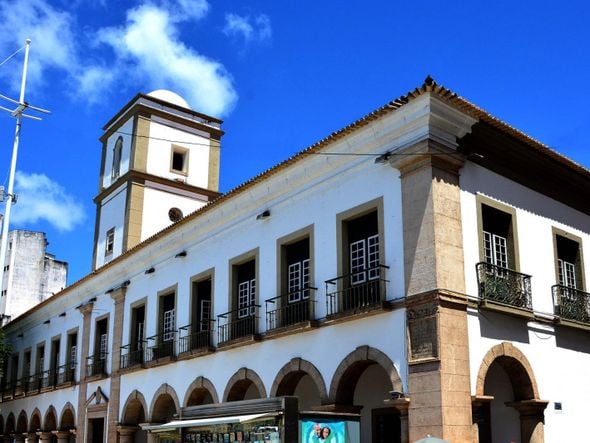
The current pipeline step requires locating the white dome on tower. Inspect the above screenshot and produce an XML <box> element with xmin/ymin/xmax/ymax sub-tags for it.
<box><xmin>147</xmin><ymin>89</ymin><xmax>191</xmax><ymax>109</ymax></box>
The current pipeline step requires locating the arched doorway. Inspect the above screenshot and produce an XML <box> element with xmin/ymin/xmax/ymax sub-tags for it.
<box><xmin>329</xmin><ymin>346</ymin><xmax>405</xmax><ymax>443</ymax></box>
<box><xmin>16</xmin><ymin>410</ymin><xmax>28</xmax><ymax>435</ymax></box>
<box><xmin>60</xmin><ymin>403</ymin><xmax>76</xmax><ymax>441</ymax></box>
<box><xmin>121</xmin><ymin>390</ymin><xmax>149</xmax><ymax>443</ymax></box>
<box><xmin>183</xmin><ymin>376</ymin><xmax>219</xmax><ymax>407</ymax></box>
<box><xmin>44</xmin><ymin>406</ymin><xmax>58</xmax><ymax>442</ymax></box>
<box><xmin>150</xmin><ymin>384</ymin><xmax>180</xmax><ymax>424</ymax></box>
<box><xmin>474</xmin><ymin>342</ymin><xmax>548</xmax><ymax>443</ymax></box>
<box><xmin>5</xmin><ymin>413</ymin><xmax>15</xmax><ymax>437</ymax></box>
<box><xmin>30</xmin><ymin>409</ymin><xmax>42</xmax><ymax>433</ymax></box>
<box><xmin>270</xmin><ymin>358</ymin><xmax>326</xmax><ymax>410</ymax></box>
<box><xmin>223</xmin><ymin>368</ymin><xmax>266</xmax><ymax>402</ymax></box>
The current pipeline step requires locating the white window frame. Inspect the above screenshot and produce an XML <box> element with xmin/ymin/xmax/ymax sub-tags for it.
<box><xmin>288</xmin><ymin>259</ymin><xmax>310</xmax><ymax>303</ymax></box>
<box><xmin>163</xmin><ymin>309</ymin><xmax>175</xmax><ymax>341</ymax></box>
<box><xmin>483</xmin><ymin>231</ymin><xmax>508</xmax><ymax>269</ymax></box>
<box><xmin>238</xmin><ymin>279</ymin><xmax>256</xmax><ymax>318</ymax></box>
<box><xmin>350</xmin><ymin>234</ymin><xmax>380</xmax><ymax>285</ymax></box>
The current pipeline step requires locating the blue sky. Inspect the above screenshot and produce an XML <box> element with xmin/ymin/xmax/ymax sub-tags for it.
<box><xmin>0</xmin><ymin>0</ymin><xmax>588</xmax><ymax>284</ymax></box>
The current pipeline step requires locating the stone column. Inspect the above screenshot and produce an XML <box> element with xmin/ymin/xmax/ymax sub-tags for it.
<box><xmin>52</xmin><ymin>431</ymin><xmax>71</xmax><ymax>443</ymax></box>
<box><xmin>117</xmin><ymin>425</ymin><xmax>138</xmax><ymax>443</ymax></box>
<box><xmin>76</xmin><ymin>301</ymin><xmax>94</xmax><ymax>443</ymax></box>
<box><xmin>384</xmin><ymin>398</ymin><xmax>410</xmax><ymax>443</ymax></box>
<box><xmin>391</xmin><ymin>138</ymin><xmax>473</xmax><ymax>443</ymax></box>
<box><xmin>13</xmin><ymin>435</ymin><xmax>25</xmax><ymax>443</ymax></box>
<box><xmin>36</xmin><ymin>432</ymin><xmax>53</xmax><ymax>443</ymax></box>
<box><xmin>147</xmin><ymin>431</ymin><xmax>158</xmax><ymax>443</ymax></box>
<box><xmin>107</xmin><ymin>287</ymin><xmax>128</xmax><ymax>443</ymax></box>
<box><xmin>507</xmin><ymin>400</ymin><xmax>548</xmax><ymax>443</ymax></box>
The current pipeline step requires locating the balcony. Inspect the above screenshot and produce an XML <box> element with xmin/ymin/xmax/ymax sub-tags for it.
<box><xmin>144</xmin><ymin>332</ymin><xmax>176</xmax><ymax>364</ymax></box>
<box><xmin>218</xmin><ymin>304</ymin><xmax>260</xmax><ymax>345</ymax></box>
<box><xmin>25</xmin><ymin>373</ymin><xmax>42</xmax><ymax>394</ymax></box>
<box><xmin>265</xmin><ymin>288</ymin><xmax>317</xmax><ymax>333</ymax></box>
<box><xmin>325</xmin><ymin>265</ymin><xmax>389</xmax><ymax>317</ymax></box>
<box><xmin>476</xmin><ymin>262</ymin><xmax>532</xmax><ymax>311</ymax></box>
<box><xmin>178</xmin><ymin>322</ymin><xmax>213</xmax><ymax>355</ymax></box>
<box><xmin>56</xmin><ymin>363</ymin><xmax>76</xmax><ymax>385</ymax></box>
<box><xmin>552</xmin><ymin>285</ymin><xmax>590</xmax><ymax>324</ymax></box>
<box><xmin>86</xmin><ymin>354</ymin><xmax>108</xmax><ymax>378</ymax></box>
<box><xmin>40</xmin><ymin>368</ymin><xmax>59</xmax><ymax>390</ymax></box>
<box><xmin>120</xmin><ymin>343</ymin><xmax>146</xmax><ymax>370</ymax></box>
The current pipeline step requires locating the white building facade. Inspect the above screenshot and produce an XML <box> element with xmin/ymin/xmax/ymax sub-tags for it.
<box><xmin>0</xmin><ymin>79</ymin><xmax>589</xmax><ymax>443</ymax></box>
<box><xmin>0</xmin><ymin>230</ymin><xmax>67</xmax><ymax>323</ymax></box>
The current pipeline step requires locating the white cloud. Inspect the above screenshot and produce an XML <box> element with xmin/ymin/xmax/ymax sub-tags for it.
<box><xmin>96</xmin><ymin>3</ymin><xmax>237</xmax><ymax>116</ymax></box>
<box><xmin>223</xmin><ymin>13</ymin><xmax>272</xmax><ymax>44</ymax></box>
<box><xmin>0</xmin><ymin>0</ymin><xmax>78</xmax><ymax>92</ymax></box>
<box><xmin>11</xmin><ymin>171</ymin><xmax>86</xmax><ymax>232</ymax></box>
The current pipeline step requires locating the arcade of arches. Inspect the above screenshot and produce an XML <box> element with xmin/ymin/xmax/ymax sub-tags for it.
<box><xmin>0</xmin><ymin>343</ymin><xmax>546</xmax><ymax>443</ymax></box>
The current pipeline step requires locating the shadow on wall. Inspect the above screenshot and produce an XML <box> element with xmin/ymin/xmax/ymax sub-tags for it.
<box><xmin>554</xmin><ymin>326</ymin><xmax>590</xmax><ymax>353</ymax></box>
<box><xmin>476</xmin><ymin>310</ymin><xmax>530</xmax><ymax>344</ymax></box>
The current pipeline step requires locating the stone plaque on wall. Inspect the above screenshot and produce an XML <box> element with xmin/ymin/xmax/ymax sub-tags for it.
<box><xmin>407</xmin><ymin>303</ymin><xmax>438</xmax><ymax>360</ymax></box>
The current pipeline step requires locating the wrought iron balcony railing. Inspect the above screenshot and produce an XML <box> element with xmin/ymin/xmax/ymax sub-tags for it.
<box><xmin>40</xmin><ymin>368</ymin><xmax>59</xmax><ymax>389</ymax></box>
<box><xmin>218</xmin><ymin>304</ymin><xmax>260</xmax><ymax>344</ymax></box>
<box><xmin>56</xmin><ymin>363</ymin><xmax>76</xmax><ymax>385</ymax></box>
<box><xmin>265</xmin><ymin>288</ymin><xmax>317</xmax><ymax>331</ymax></box>
<box><xmin>325</xmin><ymin>265</ymin><xmax>389</xmax><ymax>317</ymax></box>
<box><xmin>144</xmin><ymin>332</ymin><xmax>176</xmax><ymax>363</ymax></box>
<box><xmin>178</xmin><ymin>322</ymin><xmax>213</xmax><ymax>354</ymax></box>
<box><xmin>552</xmin><ymin>284</ymin><xmax>590</xmax><ymax>324</ymax></box>
<box><xmin>25</xmin><ymin>373</ymin><xmax>42</xmax><ymax>394</ymax></box>
<box><xmin>476</xmin><ymin>262</ymin><xmax>532</xmax><ymax>310</ymax></box>
<box><xmin>120</xmin><ymin>342</ymin><xmax>146</xmax><ymax>369</ymax></box>
<box><xmin>86</xmin><ymin>353</ymin><xmax>108</xmax><ymax>377</ymax></box>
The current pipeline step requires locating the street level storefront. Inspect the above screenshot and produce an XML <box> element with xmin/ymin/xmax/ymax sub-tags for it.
<box><xmin>142</xmin><ymin>397</ymin><xmax>362</xmax><ymax>443</ymax></box>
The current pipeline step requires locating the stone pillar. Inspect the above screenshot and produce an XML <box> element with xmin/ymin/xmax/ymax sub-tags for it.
<box><xmin>52</xmin><ymin>431</ymin><xmax>71</xmax><ymax>443</ymax></box>
<box><xmin>36</xmin><ymin>432</ymin><xmax>53</xmax><ymax>443</ymax></box>
<box><xmin>13</xmin><ymin>435</ymin><xmax>25</xmax><ymax>443</ymax></box>
<box><xmin>384</xmin><ymin>398</ymin><xmax>410</xmax><ymax>443</ymax></box>
<box><xmin>117</xmin><ymin>425</ymin><xmax>138</xmax><ymax>443</ymax></box>
<box><xmin>391</xmin><ymin>139</ymin><xmax>473</xmax><ymax>443</ymax></box>
<box><xmin>24</xmin><ymin>432</ymin><xmax>39</xmax><ymax>443</ymax></box>
<box><xmin>76</xmin><ymin>301</ymin><xmax>94</xmax><ymax>443</ymax></box>
<box><xmin>147</xmin><ymin>431</ymin><xmax>158</xmax><ymax>443</ymax></box>
<box><xmin>507</xmin><ymin>400</ymin><xmax>548</xmax><ymax>443</ymax></box>
<box><xmin>107</xmin><ymin>287</ymin><xmax>128</xmax><ymax>443</ymax></box>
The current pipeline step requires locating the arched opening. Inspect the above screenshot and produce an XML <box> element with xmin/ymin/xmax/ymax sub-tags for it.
<box><xmin>45</xmin><ymin>407</ymin><xmax>58</xmax><ymax>431</ymax></box>
<box><xmin>5</xmin><ymin>413</ymin><xmax>15</xmax><ymax>436</ymax></box>
<box><xmin>60</xmin><ymin>403</ymin><xmax>76</xmax><ymax>431</ymax></box>
<box><xmin>30</xmin><ymin>410</ymin><xmax>42</xmax><ymax>433</ymax></box>
<box><xmin>16</xmin><ymin>410</ymin><xmax>28</xmax><ymax>434</ymax></box>
<box><xmin>271</xmin><ymin>359</ymin><xmax>326</xmax><ymax>410</ymax></box>
<box><xmin>184</xmin><ymin>377</ymin><xmax>218</xmax><ymax>407</ymax></box>
<box><xmin>121</xmin><ymin>391</ymin><xmax>148</xmax><ymax>443</ymax></box>
<box><xmin>475</xmin><ymin>343</ymin><xmax>547</xmax><ymax>443</ymax></box>
<box><xmin>224</xmin><ymin>368</ymin><xmax>266</xmax><ymax>402</ymax></box>
<box><xmin>330</xmin><ymin>347</ymin><xmax>404</xmax><ymax>443</ymax></box>
<box><xmin>150</xmin><ymin>385</ymin><xmax>181</xmax><ymax>425</ymax></box>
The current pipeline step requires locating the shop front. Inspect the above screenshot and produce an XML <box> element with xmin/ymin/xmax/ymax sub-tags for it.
<box><xmin>142</xmin><ymin>397</ymin><xmax>361</xmax><ymax>443</ymax></box>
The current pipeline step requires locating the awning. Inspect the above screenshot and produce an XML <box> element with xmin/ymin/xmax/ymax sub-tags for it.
<box><xmin>141</xmin><ymin>413</ymin><xmax>276</xmax><ymax>431</ymax></box>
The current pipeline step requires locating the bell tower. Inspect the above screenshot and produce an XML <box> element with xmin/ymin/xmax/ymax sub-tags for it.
<box><xmin>92</xmin><ymin>90</ymin><xmax>222</xmax><ymax>270</ymax></box>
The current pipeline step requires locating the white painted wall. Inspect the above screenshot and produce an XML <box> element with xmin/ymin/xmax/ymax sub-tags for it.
<box><xmin>102</xmin><ymin>118</ymin><xmax>134</xmax><ymax>189</ymax></box>
<box><xmin>140</xmin><ymin>186</ymin><xmax>208</xmax><ymax>241</ymax></box>
<box><xmin>145</xmin><ymin>118</ymin><xmax>212</xmax><ymax>189</ymax></box>
<box><xmin>462</xmin><ymin>162</ymin><xmax>590</xmax><ymax>442</ymax></box>
<box><xmin>95</xmin><ymin>183</ymin><xmax>127</xmax><ymax>269</ymax></box>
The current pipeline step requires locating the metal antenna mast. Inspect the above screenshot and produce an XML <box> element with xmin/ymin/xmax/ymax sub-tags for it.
<box><xmin>0</xmin><ymin>39</ymin><xmax>50</xmax><ymax>323</ymax></box>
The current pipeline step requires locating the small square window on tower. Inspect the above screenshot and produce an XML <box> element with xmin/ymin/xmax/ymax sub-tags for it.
<box><xmin>170</xmin><ymin>145</ymin><xmax>189</xmax><ymax>175</ymax></box>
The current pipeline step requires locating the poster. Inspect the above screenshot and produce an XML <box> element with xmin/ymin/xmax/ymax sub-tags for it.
<box><xmin>300</xmin><ymin>419</ymin><xmax>346</xmax><ymax>443</ymax></box>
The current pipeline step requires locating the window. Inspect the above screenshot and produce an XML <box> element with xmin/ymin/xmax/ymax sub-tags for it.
<box><xmin>283</xmin><ymin>238</ymin><xmax>311</xmax><ymax>303</ymax></box>
<box><xmin>95</xmin><ymin>318</ymin><xmax>108</xmax><ymax>359</ymax></box>
<box><xmin>345</xmin><ymin>210</ymin><xmax>380</xmax><ymax>283</ymax></box>
<box><xmin>67</xmin><ymin>332</ymin><xmax>77</xmax><ymax>370</ymax></box>
<box><xmin>36</xmin><ymin>344</ymin><xmax>45</xmax><ymax>374</ymax></box>
<box><xmin>235</xmin><ymin>260</ymin><xmax>256</xmax><ymax>318</ymax></box>
<box><xmin>105</xmin><ymin>228</ymin><xmax>115</xmax><ymax>256</ymax></box>
<box><xmin>10</xmin><ymin>354</ymin><xmax>19</xmax><ymax>382</ymax></box>
<box><xmin>171</xmin><ymin>145</ymin><xmax>189</xmax><ymax>174</ymax></box>
<box><xmin>50</xmin><ymin>338</ymin><xmax>60</xmax><ymax>372</ymax></box>
<box><xmin>23</xmin><ymin>350</ymin><xmax>31</xmax><ymax>378</ymax></box>
<box><xmin>192</xmin><ymin>277</ymin><xmax>212</xmax><ymax>333</ymax></box>
<box><xmin>480</xmin><ymin>203</ymin><xmax>516</xmax><ymax>270</ymax></box>
<box><xmin>130</xmin><ymin>305</ymin><xmax>146</xmax><ymax>351</ymax></box>
<box><xmin>555</xmin><ymin>233</ymin><xmax>584</xmax><ymax>290</ymax></box>
<box><xmin>159</xmin><ymin>292</ymin><xmax>176</xmax><ymax>341</ymax></box>
<box><xmin>168</xmin><ymin>207</ymin><xmax>183</xmax><ymax>222</ymax></box>
<box><xmin>111</xmin><ymin>136</ymin><xmax>123</xmax><ymax>179</ymax></box>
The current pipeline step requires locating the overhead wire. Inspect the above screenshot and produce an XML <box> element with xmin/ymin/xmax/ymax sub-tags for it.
<box><xmin>0</xmin><ymin>45</ymin><xmax>25</xmax><ymax>69</ymax></box>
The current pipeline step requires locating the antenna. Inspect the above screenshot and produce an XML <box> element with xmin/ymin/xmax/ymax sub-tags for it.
<box><xmin>0</xmin><ymin>39</ymin><xmax>51</xmax><ymax>321</ymax></box>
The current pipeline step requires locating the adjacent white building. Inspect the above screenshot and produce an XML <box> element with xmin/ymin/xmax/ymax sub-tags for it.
<box><xmin>0</xmin><ymin>230</ymin><xmax>67</xmax><ymax>324</ymax></box>
<box><xmin>0</xmin><ymin>79</ymin><xmax>589</xmax><ymax>443</ymax></box>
